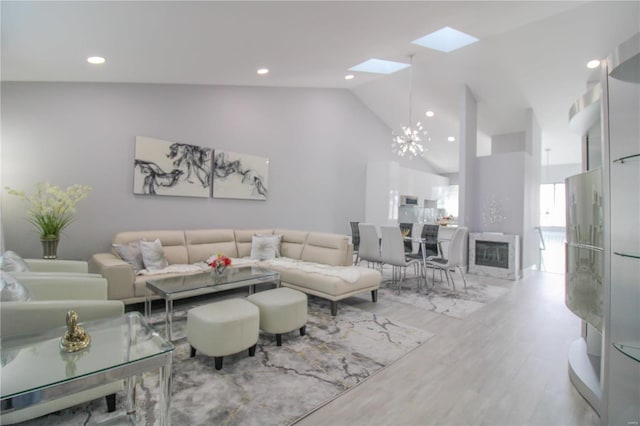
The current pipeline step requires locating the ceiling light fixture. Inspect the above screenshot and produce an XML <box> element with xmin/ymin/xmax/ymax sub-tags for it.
<box><xmin>87</xmin><ymin>56</ymin><xmax>105</xmax><ymax>64</ymax></box>
<box><xmin>587</xmin><ymin>59</ymin><xmax>601</xmax><ymax>69</ymax></box>
<box><xmin>426</xmin><ymin>111</ymin><xmax>434</xmax><ymax>117</ymax></box>
<box><xmin>392</xmin><ymin>54</ymin><xmax>424</xmax><ymax>158</ymax></box>
<box><xmin>448</xmin><ymin>136</ymin><xmax>456</xmax><ymax>142</ymax></box>
<box><xmin>257</xmin><ymin>68</ymin><xmax>269</xmax><ymax>75</ymax></box>
<box><xmin>345</xmin><ymin>74</ymin><xmax>354</xmax><ymax>80</ymax></box>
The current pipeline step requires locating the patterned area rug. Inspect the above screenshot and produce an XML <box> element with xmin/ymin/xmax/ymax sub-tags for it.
<box><xmin>19</xmin><ymin>297</ymin><xmax>432</xmax><ymax>425</ymax></box>
<box><xmin>369</xmin><ymin>269</ymin><xmax>510</xmax><ymax>319</ymax></box>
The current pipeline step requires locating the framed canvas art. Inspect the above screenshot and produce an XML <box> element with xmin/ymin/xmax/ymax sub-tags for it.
<box><xmin>133</xmin><ymin>136</ymin><xmax>212</xmax><ymax>198</ymax></box>
<box><xmin>213</xmin><ymin>150</ymin><xmax>269</xmax><ymax>200</ymax></box>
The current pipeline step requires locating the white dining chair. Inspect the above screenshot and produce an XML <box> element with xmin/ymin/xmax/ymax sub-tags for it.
<box><xmin>357</xmin><ymin>223</ymin><xmax>383</xmax><ymax>270</ymax></box>
<box><xmin>425</xmin><ymin>227</ymin><xmax>468</xmax><ymax>293</ymax></box>
<box><xmin>380</xmin><ymin>225</ymin><xmax>424</xmax><ymax>291</ymax></box>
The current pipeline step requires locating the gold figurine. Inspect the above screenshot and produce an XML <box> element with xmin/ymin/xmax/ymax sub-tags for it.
<box><xmin>60</xmin><ymin>310</ymin><xmax>91</xmax><ymax>352</ymax></box>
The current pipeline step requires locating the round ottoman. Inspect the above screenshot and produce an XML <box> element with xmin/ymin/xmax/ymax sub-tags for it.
<box><xmin>187</xmin><ymin>298</ymin><xmax>259</xmax><ymax>370</ymax></box>
<box><xmin>247</xmin><ymin>287</ymin><xmax>308</xmax><ymax>346</ymax></box>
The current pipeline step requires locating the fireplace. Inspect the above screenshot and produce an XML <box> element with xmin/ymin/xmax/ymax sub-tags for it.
<box><xmin>475</xmin><ymin>240</ymin><xmax>509</xmax><ymax>269</ymax></box>
<box><xmin>469</xmin><ymin>233</ymin><xmax>520</xmax><ymax>280</ymax></box>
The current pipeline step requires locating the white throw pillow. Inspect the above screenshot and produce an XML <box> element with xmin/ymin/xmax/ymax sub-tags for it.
<box><xmin>0</xmin><ymin>271</ymin><xmax>32</xmax><ymax>302</ymax></box>
<box><xmin>0</xmin><ymin>251</ymin><xmax>30</xmax><ymax>273</ymax></box>
<box><xmin>140</xmin><ymin>239</ymin><xmax>169</xmax><ymax>271</ymax></box>
<box><xmin>250</xmin><ymin>234</ymin><xmax>282</xmax><ymax>260</ymax></box>
<box><xmin>113</xmin><ymin>241</ymin><xmax>145</xmax><ymax>272</ymax></box>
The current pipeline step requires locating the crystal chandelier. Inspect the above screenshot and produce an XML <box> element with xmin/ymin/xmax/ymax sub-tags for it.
<box><xmin>392</xmin><ymin>54</ymin><xmax>425</xmax><ymax>158</ymax></box>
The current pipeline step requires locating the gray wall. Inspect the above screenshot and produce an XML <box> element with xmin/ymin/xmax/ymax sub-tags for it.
<box><xmin>542</xmin><ymin>163</ymin><xmax>581</xmax><ymax>184</ymax></box>
<box><xmin>1</xmin><ymin>82</ymin><xmax>427</xmax><ymax>260</ymax></box>
<box><xmin>491</xmin><ymin>131</ymin><xmax>526</xmax><ymax>154</ymax></box>
<box><xmin>468</xmin><ymin>109</ymin><xmax>542</xmax><ymax>272</ymax></box>
<box><xmin>472</xmin><ymin>152</ymin><xmax>526</xmax><ymax>236</ymax></box>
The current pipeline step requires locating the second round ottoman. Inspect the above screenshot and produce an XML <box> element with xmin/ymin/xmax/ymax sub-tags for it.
<box><xmin>247</xmin><ymin>287</ymin><xmax>308</xmax><ymax>346</ymax></box>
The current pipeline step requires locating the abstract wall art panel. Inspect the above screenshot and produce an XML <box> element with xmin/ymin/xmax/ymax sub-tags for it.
<box><xmin>213</xmin><ymin>150</ymin><xmax>269</xmax><ymax>200</ymax></box>
<box><xmin>133</xmin><ymin>136</ymin><xmax>212</xmax><ymax>198</ymax></box>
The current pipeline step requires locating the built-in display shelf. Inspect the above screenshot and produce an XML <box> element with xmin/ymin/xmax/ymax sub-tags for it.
<box><xmin>613</xmin><ymin>251</ymin><xmax>640</xmax><ymax>260</ymax></box>
<box><xmin>568</xmin><ymin>338</ymin><xmax>602</xmax><ymax>415</ymax></box>
<box><xmin>613</xmin><ymin>342</ymin><xmax>640</xmax><ymax>363</ymax></box>
<box><xmin>613</xmin><ymin>152</ymin><xmax>640</xmax><ymax>163</ymax></box>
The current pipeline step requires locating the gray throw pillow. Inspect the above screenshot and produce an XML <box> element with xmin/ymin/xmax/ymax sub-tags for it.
<box><xmin>140</xmin><ymin>239</ymin><xmax>169</xmax><ymax>271</ymax></box>
<box><xmin>250</xmin><ymin>234</ymin><xmax>282</xmax><ymax>260</ymax></box>
<box><xmin>113</xmin><ymin>241</ymin><xmax>145</xmax><ymax>272</ymax></box>
<box><xmin>0</xmin><ymin>250</ymin><xmax>30</xmax><ymax>273</ymax></box>
<box><xmin>0</xmin><ymin>271</ymin><xmax>32</xmax><ymax>302</ymax></box>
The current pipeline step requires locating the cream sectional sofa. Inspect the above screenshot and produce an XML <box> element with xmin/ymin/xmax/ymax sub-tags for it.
<box><xmin>89</xmin><ymin>228</ymin><xmax>381</xmax><ymax>316</ymax></box>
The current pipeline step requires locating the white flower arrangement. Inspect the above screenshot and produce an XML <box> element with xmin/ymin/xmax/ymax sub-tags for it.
<box><xmin>6</xmin><ymin>182</ymin><xmax>92</xmax><ymax>240</ymax></box>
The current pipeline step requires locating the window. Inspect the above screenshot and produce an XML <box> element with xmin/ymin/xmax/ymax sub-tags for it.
<box><xmin>540</xmin><ymin>183</ymin><xmax>566</xmax><ymax>227</ymax></box>
<box><xmin>437</xmin><ymin>185</ymin><xmax>459</xmax><ymax>217</ymax></box>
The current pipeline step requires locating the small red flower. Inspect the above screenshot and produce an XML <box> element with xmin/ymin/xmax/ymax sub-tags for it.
<box><xmin>206</xmin><ymin>253</ymin><xmax>232</xmax><ymax>270</ymax></box>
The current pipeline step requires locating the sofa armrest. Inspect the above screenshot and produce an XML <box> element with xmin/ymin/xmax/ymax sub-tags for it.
<box><xmin>11</xmin><ymin>272</ymin><xmax>102</xmax><ymax>280</ymax></box>
<box><xmin>0</xmin><ymin>300</ymin><xmax>125</xmax><ymax>338</ymax></box>
<box><xmin>89</xmin><ymin>253</ymin><xmax>136</xmax><ymax>301</ymax></box>
<box><xmin>24</xmin><ymin>259</ymin><xmax>89</xmax><ymax>273</ymax></box>
<box><xmin>17</xmin><ymin>275</ymin><xmax>109</xmax><ymax>300</ymax></box>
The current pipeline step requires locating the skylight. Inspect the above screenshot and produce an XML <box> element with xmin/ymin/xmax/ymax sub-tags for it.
<box><xmin>412</xmin><ymin>26</ymin><xmax>479</xmax><ymax>53</ymax></box>
<box><xmin>348</xmin><ymin>58</ymin><xmax>410</xmax><ymax>74</ymax></box>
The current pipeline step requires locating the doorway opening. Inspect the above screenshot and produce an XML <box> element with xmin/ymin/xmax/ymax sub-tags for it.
<box><xmin>539</xmin><ymin>182</ymin><xmax>566</xmax><ymax>274</ymax></box>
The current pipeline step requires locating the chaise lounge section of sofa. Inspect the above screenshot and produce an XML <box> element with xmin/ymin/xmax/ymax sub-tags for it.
<box><xmin>89</xmin><ymin>228</ymin><xmax>381</xmax><ymax>316</ymax></box>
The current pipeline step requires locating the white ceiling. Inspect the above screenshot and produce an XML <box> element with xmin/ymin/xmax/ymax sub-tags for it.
<box><xmin>2</xmin><ymin>1</ymin><xmax>639</xmax><ymax>173</ymax></box>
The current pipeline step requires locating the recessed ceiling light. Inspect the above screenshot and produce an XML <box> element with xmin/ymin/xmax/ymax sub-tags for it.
<box><xmin>257</xmin><ymin>68</ymin><xmax>269</xmax><ymax>75</ymax></box>
<box><xmin>348</xmin><ymin>58</ymin><xmax>410</xmax><ymax>74</ymax></box>
<box><xmin>345</xmin><ymin>74</ymin><xmax>355</xmax><ymax>80</ymax></box>
<box><xmin>587</xmin><ymin>59</ymin><xmax>600</xmax><ymax>69</ymax></box>
<box><xmin>426</xmin><ymin>111</ymin><xmax>434</xmax><ymax>117</ymax></box>
<box><xmin>87</xmin><ymin>56</ymin><xmax>105</xmax><ymax>64</ymax></box>
<box><xmin>412</xmin><ymin>26</ymin><xmax>479</xmax><ymax>53</ymax></box>
<box><xmin>448</xmin><ymin>136</ymin><xmax>456</xmax><ymax>142</ymax></box>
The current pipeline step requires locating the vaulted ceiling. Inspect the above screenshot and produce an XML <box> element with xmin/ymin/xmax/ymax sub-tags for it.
<box><xmin>2</xmin><ymin>1</ymin><xmax>638</xmax><ymax>173</ymax></box>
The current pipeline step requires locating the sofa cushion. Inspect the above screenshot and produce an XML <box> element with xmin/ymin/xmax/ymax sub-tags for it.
<box><xmin>140</xmin><ymin>239</ymin><xmax>169</xmax><ymax>271</ymax></box>
<box><xmin>300</xmin><ymin>232</ymin><xmax>350</xmax><ymax>266</ymax></box>
<box><xmin>261</xmin><ymin>260</ymin><xmax>379</xmax><ymax>297</ymax></box>
<box><xmin>250</xmin><ymin>234</ymin><xmax>282</xmax><ymax>260</ymax></box>
<box><xmin>113</xmin><ymin>231</ymin><xmax>188</xmax><ymax>265</ymax></box>
<box><xmin>0</xmin><ymin>251</ymin><xmax>30</xmax><ymax>273</ymax></box>
<box><xmin>112</xmin><ymin>241</ymin><xmax>144</xmax><ymax>273</ymax></box>
<box><xmin>275</xmin><ymin>229</ymin><xmax>308</xmax><ymax>259</ymax></box>
<box><xmin>234</xmin><ymin>229</ymin><xmax>274</xmax><ymax>258</ymax></box>
<box><xmin>185</xmin><ymin>229</ymin><xmax>238</xmax><ymax>263</ymax></box>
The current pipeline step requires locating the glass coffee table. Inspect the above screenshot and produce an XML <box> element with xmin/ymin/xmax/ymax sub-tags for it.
<box><xmin>0</xmin><ymin>312</ymin><xmax>174</xmax><ymax>425</ymax></box>
<box><xmin>146</xmin><ymin>266</ymin><xmax>280</xmax><ymax>340</ymax></box>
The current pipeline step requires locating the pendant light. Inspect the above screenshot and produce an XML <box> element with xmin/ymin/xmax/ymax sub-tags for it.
<box><xmin>392</xmin><ymin>54</ymin><xmax>425</xmax><ymax>158</ymax></box>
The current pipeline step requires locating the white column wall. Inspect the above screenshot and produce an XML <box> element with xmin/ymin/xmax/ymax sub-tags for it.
<box><xmin>458</xmin><ymin>85</ymin><xmax>478</xmax><ymax>229</ymax></box>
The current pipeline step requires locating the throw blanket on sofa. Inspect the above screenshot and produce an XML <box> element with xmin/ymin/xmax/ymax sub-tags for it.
<box><xmin>262</xmin><ymin>258</ymin><xmax>362</xmax><ymax>283</ymax></box>
<box><xmin>137</xmin><ymin>263</ymin><xmax>210</xmax><ymax>276</ymax></box>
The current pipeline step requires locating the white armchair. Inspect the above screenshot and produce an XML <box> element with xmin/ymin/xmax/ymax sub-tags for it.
<box><xmin>23</xmin><ymin>258</ymin><xmax>89</xmax><ymax>273</ymax></box>
<box><xmin>1</xmin><ymin>275</ymin><xmax>125</xmax><ymax>424</ymax></box>
<box><xmin>5</xmin><ymin>254</ymin><xmax>102</xmax><ymax>282</ymax></box>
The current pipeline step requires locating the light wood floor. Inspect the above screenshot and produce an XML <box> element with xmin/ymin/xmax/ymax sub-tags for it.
<box><xmin>295</xmin><ymin>269</ymin><xmax>600</xmax><ymax>426</ymax></box>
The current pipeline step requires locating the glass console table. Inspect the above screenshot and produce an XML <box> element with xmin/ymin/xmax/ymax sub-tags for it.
<box><xmin>146</xmin><ymin>266</ymin><xmax>280</xmax><ymax>340</ymax></box>
<box><xmin>1</xmin><ymin>312</ymin><xmax>174</xmax><ymax>425</ymax></box>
